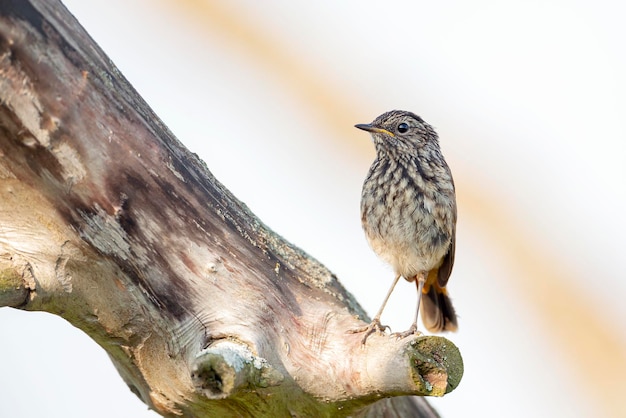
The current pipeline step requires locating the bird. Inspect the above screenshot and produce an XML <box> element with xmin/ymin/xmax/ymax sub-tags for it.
<box><xmin>350</xmin><ymin>110</ymin><xmax>458</xmax><ymax>343</ymax></box>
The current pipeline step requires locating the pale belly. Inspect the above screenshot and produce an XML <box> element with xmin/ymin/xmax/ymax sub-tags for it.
<box><xmin>365</xmin><ymin>230</ymin><xmax>450</xmax><ymax>280</ymax></box>
<box><xmin>362</xmin><ymin>193</ymin><xmax>453</xmax><ymax>279</ymax></box>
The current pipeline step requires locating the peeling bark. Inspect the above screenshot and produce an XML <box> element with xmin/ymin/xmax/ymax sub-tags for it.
<box><xmin>0</xmin><ymin>1</ymin><xmax>463</xmax><ymax>416</ymax></box>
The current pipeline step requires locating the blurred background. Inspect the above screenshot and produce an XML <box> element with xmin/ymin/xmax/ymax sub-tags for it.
<box><xmin>1</xmin><ymin>1</ymin><xmax>625</xmax><ymax>417</ymax></box>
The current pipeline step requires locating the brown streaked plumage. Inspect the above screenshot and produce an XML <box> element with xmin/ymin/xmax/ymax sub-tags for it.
<box><xmin>350</xmin><ymin>110</ymin><xmax>457</xmax><ymax>343</ymax></box>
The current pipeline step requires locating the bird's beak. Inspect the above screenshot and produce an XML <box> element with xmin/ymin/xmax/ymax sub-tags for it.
<box><xmin>354</xmin><ymin>124</ymin><xmax>395</xmax><ymax>137</ymax></box>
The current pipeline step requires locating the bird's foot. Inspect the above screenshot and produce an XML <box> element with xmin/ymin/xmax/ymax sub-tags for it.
<box><xmin>390</xmin><ymin>323</ymin><xmax>422</xmax><ymax>340</ymax></box>
<box><xmin>348</xmin><ymin>318</ymin><xmax>390</xmax><ymax>344</ymax></box>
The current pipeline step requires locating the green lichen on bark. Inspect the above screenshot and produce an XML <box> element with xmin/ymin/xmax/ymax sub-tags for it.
<box><xmin>0</xmin><ymin>267</ymin><xmax>28</xmax><ymax>307</ymax></box>
<box><xmin>409</xmin><ymin>336</ymin><xmax>463</xmax><ymax>396</ymax></box>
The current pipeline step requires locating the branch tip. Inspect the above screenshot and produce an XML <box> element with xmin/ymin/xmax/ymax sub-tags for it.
<box><xmin>408</xmin><ymin>336</ymin><xmax>463</xmax><ymax>396</ymax></box>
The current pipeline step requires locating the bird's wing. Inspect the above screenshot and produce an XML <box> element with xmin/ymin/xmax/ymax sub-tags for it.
<box><xmin>437</xmin><ymin>223</ymin><xmax>455</xmax><ymax>288</ymax></box>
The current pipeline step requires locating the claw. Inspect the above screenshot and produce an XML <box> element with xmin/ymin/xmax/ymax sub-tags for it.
<box><xmin>348</xmin><ymin>318</ymin><xmax>391</xmax><ymax>344</ymax></box>
<box><xmin>390</xmin><ymin>323</ymin><xmax>422</xmax><ymax>340</ymax></box>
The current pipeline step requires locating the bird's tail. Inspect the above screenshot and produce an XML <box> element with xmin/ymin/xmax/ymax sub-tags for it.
<box><xmin>421</xmin><ymin>282</ymin><xmax>458</xmax><ymax>332</ymax></box>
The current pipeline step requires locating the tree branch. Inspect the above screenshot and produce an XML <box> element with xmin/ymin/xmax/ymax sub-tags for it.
<box><xmin>0</xmin><ymin>0</ymin><xmax>463</xmax><ymax>416</ymax></box>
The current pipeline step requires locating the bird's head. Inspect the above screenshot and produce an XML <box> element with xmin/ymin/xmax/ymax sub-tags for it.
<box><xmin>355</xmin><ymin>110</ymin><xmax>439</xmax><ymax>157</ymax></box>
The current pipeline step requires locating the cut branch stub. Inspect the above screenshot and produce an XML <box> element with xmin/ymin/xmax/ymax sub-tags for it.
<box><xmin>192</xmin><ymin>341</ymin><xmax>284</xmax><ymax>400</ymax></box>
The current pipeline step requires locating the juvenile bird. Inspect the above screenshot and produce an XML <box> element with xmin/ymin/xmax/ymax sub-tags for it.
<box><xmin>351</xmin><ymin>110</ymin><xmax>458</xmax><ymax>343</ymax></box>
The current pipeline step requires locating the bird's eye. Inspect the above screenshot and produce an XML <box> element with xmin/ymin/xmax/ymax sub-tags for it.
<box><xmin>397</xmin><ymin>123</ymin><xmax>409</xmax><ymax>133</ymax></box>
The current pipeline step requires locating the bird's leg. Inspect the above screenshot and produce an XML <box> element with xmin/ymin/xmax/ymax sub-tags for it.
<box><xmin>392</xmin><ymin>272</ymin><xmax>426</xmax><ymax>339</ymax></box>
<box><xmin>348</xmin><ymin>274</ymin><xmax>401</xmax><ymax>344</ymax></box>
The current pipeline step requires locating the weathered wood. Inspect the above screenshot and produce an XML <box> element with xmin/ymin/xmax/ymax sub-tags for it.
<box><xmin>0</xmin><ymin>0</ymin><xmax>462</xmax><ymax>416</ymax></box>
